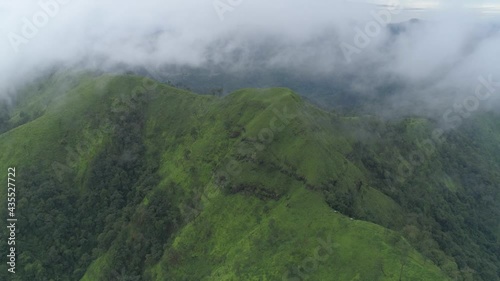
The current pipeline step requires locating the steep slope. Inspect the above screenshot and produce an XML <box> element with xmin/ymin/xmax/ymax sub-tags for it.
<box><xmin>0</xmin><ymin>73</ymin><xmax>497</xmax><ymax>280</ymax></box>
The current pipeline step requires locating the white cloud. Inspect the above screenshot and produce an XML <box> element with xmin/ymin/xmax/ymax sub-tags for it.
<box><xmin>0</xmin><ymin>0</ymin><xmax>500</xmax><ymax>115</ymax></box>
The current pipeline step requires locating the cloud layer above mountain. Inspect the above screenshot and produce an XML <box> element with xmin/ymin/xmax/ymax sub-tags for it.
<box><xmin>1</xmin><ymin>0</ymin><xmax>500</xmax><ymax>115</ymax></box>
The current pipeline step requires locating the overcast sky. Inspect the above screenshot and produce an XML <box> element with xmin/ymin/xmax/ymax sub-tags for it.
<box><xmin>1</xmin><ymin>0</ymin><xmax>500</xmax><ymax>116</ymax></box>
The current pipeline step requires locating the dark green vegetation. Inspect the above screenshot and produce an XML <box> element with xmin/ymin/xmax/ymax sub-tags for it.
<box><xmin>0</xmin><ymin>73</ymin><xmax>498</xmax><ymax>280</ymax></box>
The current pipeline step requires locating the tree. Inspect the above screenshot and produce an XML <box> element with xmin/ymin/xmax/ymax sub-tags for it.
<box><xmin>0</xmin><ymin>101</ymin><xmax>10</xmax><ymax>133</ymax></box>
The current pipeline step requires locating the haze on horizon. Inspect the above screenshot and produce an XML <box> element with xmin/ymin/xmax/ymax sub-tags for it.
<box><xmin>1</xmin><ymin>0</ymin><xmax>500</xmax><ymax>117</ymax></box>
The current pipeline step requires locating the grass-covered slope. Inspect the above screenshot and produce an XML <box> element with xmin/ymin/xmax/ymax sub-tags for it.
<box><xmin>0</xmin><ymin>73</ymin><xmax>497</xmax><ymax>280</ymax></box>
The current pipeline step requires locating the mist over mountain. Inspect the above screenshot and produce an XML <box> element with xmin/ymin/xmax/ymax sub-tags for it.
<box><xmin>2</xmin><ymin>0</ymin><xmax>500</xmax><ymax>117</ymax></box>
<box><xmin>1</xmin><ymin>1</ymin><xmax>500</xmax><ymax>281</ymax></box>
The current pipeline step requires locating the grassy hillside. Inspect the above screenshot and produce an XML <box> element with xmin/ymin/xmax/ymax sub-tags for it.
<box><xmin>0</xmin><ymin>73</ymin><xmax>497</xmax><ymax>280</ymax></box>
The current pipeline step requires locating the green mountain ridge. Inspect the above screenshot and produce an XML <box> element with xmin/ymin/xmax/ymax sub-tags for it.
<box><xmin>0</xmin><ymin>73</ymin><xmax>498</xmax><ymax>280</ymax></box>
